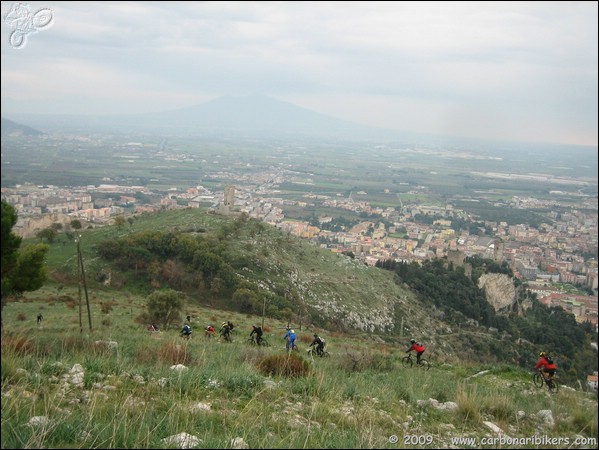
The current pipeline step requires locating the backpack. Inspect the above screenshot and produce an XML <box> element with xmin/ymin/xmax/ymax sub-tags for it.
<box><xmin>545</xmin><ymin>354</ymin><xmax>554</xmax><ymax>364</ymax></box>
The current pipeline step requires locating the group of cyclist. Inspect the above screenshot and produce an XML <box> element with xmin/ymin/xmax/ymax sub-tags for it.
<box><xmin>172</xmin><ymin>320</ymin><xmax>330</xmax><ymax>355</ymax></box>
<box><xmin>173</xmin><ymin>320</ymin><xmax>556</xmax><ymax>380</ymax></box>
<box><xmin>177</xmin><ymin>320</ymin><xmax>235</xmax><ymax>339</ymax></box>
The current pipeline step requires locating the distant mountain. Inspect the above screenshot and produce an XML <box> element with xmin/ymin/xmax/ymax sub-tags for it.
<box><xmin>5</xmin><ymin>95</ymin><xmax>391</xmax><ymax>139</ymax></box>
<box><xmin>140</xmin><ymin>94</ymin><xmax>383</xmax><ymax>137</ymax></box>
<box><xmin>1</xmin><ymin>117</ymin><xmax>44</xmax><ymax>137</ymax></box>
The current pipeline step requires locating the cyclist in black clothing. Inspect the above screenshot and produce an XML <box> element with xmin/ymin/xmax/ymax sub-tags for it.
<box><xmin>309</xmin><ymin>334</ymin><xmax>325</xmax><ymax>356</ymax></box>
<box><xmin>250</xmin><ymin>325</ymin><xmax>264</xmax><ymax>345</ymax></box>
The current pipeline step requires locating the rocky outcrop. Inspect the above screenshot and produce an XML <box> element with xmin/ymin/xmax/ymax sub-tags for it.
<box><xmin>478</xmin><ymin>273</ymin><xmax>517</xmax><ymax>313</ymax></box>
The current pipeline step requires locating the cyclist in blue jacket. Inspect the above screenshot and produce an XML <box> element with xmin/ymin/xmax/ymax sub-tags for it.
<box><xmin>284</xmin><ymin>327</ymin><xmax>297</xmax><ymax>351</ymax></box>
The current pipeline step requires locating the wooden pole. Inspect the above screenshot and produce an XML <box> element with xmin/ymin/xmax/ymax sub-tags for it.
<box><xmin>77</xmin><ymin>238</ymin><xmax>83</xmax><ymax>333</ymax></box>
<box><xmin>77</xmin><ymin>235</ymin><xmax>92</xmax><ymax>331</ymax></box>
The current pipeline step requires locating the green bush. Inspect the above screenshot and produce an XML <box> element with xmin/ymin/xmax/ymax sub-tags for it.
<box><xmin>257</xmin><ymin>352</ymin><xmax>313</xmax><ymax>378</ymax></box>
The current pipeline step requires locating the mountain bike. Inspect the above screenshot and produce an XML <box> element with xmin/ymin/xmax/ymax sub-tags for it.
<box><xmin>247</xmin><ymin>335</ymin><xmax>270</xmax><ymax>346</ymax></box>
<box><xmin>401</xmin><ymin>353</ymin><xmax>430</xmax><ymax>370</ymax></box>
<box><xmin>285</xmin><ymin>340</ymin><xmax>298</xmax><ymax>353</ymax></box>
<box><xmin>533</xmin><ymin>370</ymin><xmax>558</xmax><ymax>394</ymax></box>
<box><xmin>307</xmin><ymin>346</ymin><xmax>330</xmax><ymax>358</ymax></box>
<box><xmin>220</xmin><ymin>330</ymin><xmax>233</xmax><ymax>343</ymax></box>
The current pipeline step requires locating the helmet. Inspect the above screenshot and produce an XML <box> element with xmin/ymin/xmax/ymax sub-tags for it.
<box><xmin>222</xmin><ymin>322</ymin><xmax>227</xmax><ymax>326</ymax></box>
<box><xmin>410</xmin><ymin>339</ymin><xmax>416</xmax><ymax>343</ymax></box>
<box><xmin>314</xmin><ymin>334</ymin><xmax>318</xmax><ymax>338</ymax></box>
<box><xmin>290</xmin><ymin>330</ymin><xmax>295</xmax><ymax>333</ymax></box>
<box><xmin>539</xmin><ymin>351</ymin><xmax>546</xmax><ymax>357</ymax></box>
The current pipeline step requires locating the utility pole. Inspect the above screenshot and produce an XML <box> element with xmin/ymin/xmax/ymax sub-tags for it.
<box><xmin>77</xmin><ymin>238</ymin><xmax>82</xmax><ymax>333</ymax></box>
<box><xmin>76</xmin><ymin>235</ymin><xmax>92</xmax><ymax>332</ymax></box>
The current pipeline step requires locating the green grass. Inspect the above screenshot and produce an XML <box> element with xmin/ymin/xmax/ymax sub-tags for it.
<box><xmin>2</xmin><ymin>290</ymin><xmax>597</xmax><ymax>449</ymax></box>
<box><xmin>6</xmin><ymin>208</ymin><xmax>597</xmax><ymax>448</ymax></box>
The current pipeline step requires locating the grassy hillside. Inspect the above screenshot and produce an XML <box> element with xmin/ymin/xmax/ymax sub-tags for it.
<box><xmin>1</xmin><ymin>292</ymin><xmax>597</xmax><ymax>449</ymax></box>
<box><xmin>21</xmin><ymin>208</ymin><xmax>596</xmax><ymax>378</ymax></box>
<box><xmin>40</xmin><ymin>208</ymin><xmax>442</xmax><ymax>344</ymax></box>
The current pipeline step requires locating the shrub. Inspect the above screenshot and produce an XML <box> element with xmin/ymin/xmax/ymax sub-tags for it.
<box><xmin>455</xmin><ymin>384</ymin><xmax>482</xmax><ymax>424</ymax></box>
<box><xmin>1</xmin><ymin>334</ymin><xmax>35</xmax><ymax>356</ymax></box>
<box><xmin>298</xmin><ymin>334</ymin><xmax>312</xmax><ymax>344</ymax></box>
<box><xmin>157</xmin><ymin>341</ymin><xmax>193</xmax><ymax>366</ymax></box>
<box><xmin>337</xmin><ymin>350</ymin><xmax>393</xmax><ymax>373</ymax></box>
<box><xmin>257</xmin><ymin>353</ymin><xmax>313</xmax><ymax>378</ymax></box>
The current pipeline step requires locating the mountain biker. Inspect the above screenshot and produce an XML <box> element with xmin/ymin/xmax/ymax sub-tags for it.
<box><xmin>309</xmin><ymin>334</ymin><xmax>325</xmax><ymax>355</ymax></box>
<box><xmin>250</xmin><ymin>324</ymin><xmax>264</xmax><ymax>345</ymax></box>
<box><xmin>534</xmin><ymin>351</ymin><xmax>556</xmax><ymax>380</ymax></box>
<box><xmin>406</xmin><ymin>338</ymin><xmax>425</xmax><ymax>365</ymax></box>
<box><xmin>284</xmin><ymin>328</ymin><xmax>297</xmax><ymax>351</ymax></box>
<box><xmin>180</xmin><ymin>323</ymin><xmax>192</xmax><ymax>338</ymax></box>
<box><xmin>220</xmin><ymin>321</ymin><xmax>233</xmax><ymax>341</ymax></box>
<box><xmin>205</xmin><ymin>324</ymin><xmax>215</xmax><ymax>337</ymax></box>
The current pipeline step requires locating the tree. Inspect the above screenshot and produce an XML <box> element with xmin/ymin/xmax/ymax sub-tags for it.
<box><xmin>70</xmin><ymin>219</ymin><xmax>82</xmax><ymax>230</ymax></box>
<box><xmin>1</xmin><ymin>200</ymin><xmax>48</xmax><ymax>328</ymax></box>
<box><xmin>114</xmin><ymin>215</ymin><xmax>126</xmax><ymax>230</ymax></box>
<box><xmin>146</xmin><ymin>289</ymin><xmax>186</xmax><ymax>330</ymax></box>
<box><xmin>36</xmin><ymin>227</ymin><xmax>57</xmax><ymax>243</ymax></box>
<box><xmin>233</xmin><ymin>288</ymin><xmax>259</xmax><ymax>313</ymax></box>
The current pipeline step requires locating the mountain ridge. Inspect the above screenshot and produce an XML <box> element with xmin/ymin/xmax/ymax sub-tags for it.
<box><xmin>3</xmin><ymin>94</ymin><xmax>391</xmax><ymax>138</ymax></box>
<box><xmin>1</xmin><ymin>117</ymin><xmax>44</xmax><ymax>136</ymax></box>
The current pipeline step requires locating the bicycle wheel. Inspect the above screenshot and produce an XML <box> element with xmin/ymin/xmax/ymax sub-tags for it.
<box><xmin>401</xmin><ymin>356</ymin><xmax>413</xmax><ymax>368</ymax></box>
<box><xmin>533</xmin><ymin>372</ymin><xmax>544</xmax><ymax>388</ymax></box>
<box><xmin>321</xmin><ymin>351</ymin><xmax>330</xmax><ymax>358</ymax></box>
<box><xmin>419</xmin><ymin>359</ymin><xmax>430</xmax><ymax>370</ymax></box>
<box><xmin>246</xmin><ymin>338</ymin><xmax>255</xmax><ymax>345</ymax></box>
<box><xmin>547</xmin><ymin>379</ymin><xmax>558</xmax><ymax>394</ymax></box>
<box><xmin>260</xmin><ymin>338</ymin><xmax>270</xmax><ymax>347</ymax></box>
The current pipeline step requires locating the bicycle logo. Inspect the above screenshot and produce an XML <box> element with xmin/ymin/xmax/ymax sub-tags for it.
<box><xmin>3</xmin><ymin>3</ymin><xmax>53</xmax><ymax>49</ymax></box>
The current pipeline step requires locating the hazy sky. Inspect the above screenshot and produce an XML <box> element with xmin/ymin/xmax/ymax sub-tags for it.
<box><xmin>1</xmin><ymin>1</ymin><xmax>597</xmax><ymax>146</ymax></box>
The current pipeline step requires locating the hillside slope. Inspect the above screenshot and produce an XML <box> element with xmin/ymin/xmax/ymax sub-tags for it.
<box><xmin>1</xmin><ymin>294</ymin><xmax>597</xmax><ymax>449</ymax></box>
<box><xmin>36</xmin><ymin>208</ymin><xmax>596</xmax><ymax>377</ymax></box>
